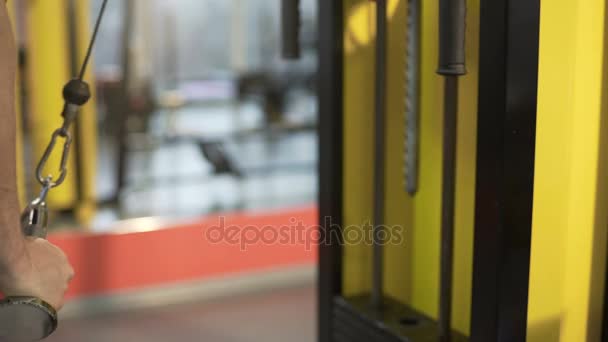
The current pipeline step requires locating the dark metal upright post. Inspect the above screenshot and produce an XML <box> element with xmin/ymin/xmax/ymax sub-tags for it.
<box><xmin>372</xmin><ymin>0</ymin><xmax>388</xmax><ymax>310</ymax></box>
<box><xmin>115</xmin><ymin>0</ymin><xmax>135</xmax><ymax>201</ymax></box>
<box><xmin>281</xmin><ymin>0</ymin><xmax>301</xmax><ymax>59</ymax></box>
<box><xmin>318</xmin><ymin>0</ymin><xmax>344</xmax><ymax>341</ymax></box>
<box><xmin>437</xmin><ymin>0</ymin><xmax>467</xmax><ymax>340</ymax></box>
<box><xmin>470</xmin><ymin>0</ymin><xmax>540</xmax><ymax>340</ymax></box>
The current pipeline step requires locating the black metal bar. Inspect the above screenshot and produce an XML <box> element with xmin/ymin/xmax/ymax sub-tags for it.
<box><xmin>372</xmin><ymin>0</ymin><xmax>388</xmax><ymax>310</ymax></box>
<box><xmin>470</xmin><ymin>0</ymin><xmax>540</xmax><ymax>340</ymax></box>
<box><xmin>437</xmin><ymin>0</ymin><xmax>466</xmax><ymax>339</ymax></box>
<box><xmin>115</xmin><ymin>0</ymin><xmax>135</xmax><ymax>201</ymax></box>
<box><xmin>438</xmin><ymin>0</ymin><xmax>466</xmax><ymax>76</ymax></box>
<box><xmin>469</xmin><ymin>1</ymin><xmax>507</xmax><ymax>338</ymax></box>
<box><xmin>438</xmin><ymin>76</ymin><xmax>458</xmax><ymax>342</ymax></box>
<box><xmin>281</xmin><ymin>0</ymin><xmax>301</xmax><ymax>59</ymax></box>
<box><xmin>335</xmin><ymin>295</ymin><xmax>469</xmax><ymax>342</ymax></box>
<box><xmin>318</xmin><ymin>0</ymin><xmax>344</xmax><ymax>341</ymax></box>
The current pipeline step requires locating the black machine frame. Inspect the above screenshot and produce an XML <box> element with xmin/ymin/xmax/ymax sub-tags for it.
<box><xmin>317</xmin><ymin>0</ymin><xmax>344</xmax><ymax>341</ymax></box>
<box><xmin>469</xmin><ymin>0</ymin><xmax>540</xmax><ymax>340</ymax></box>
<box><xmin>317</xmin><ymin>0</ymin><xmax>540</xmax><ymax>341</ymax></box>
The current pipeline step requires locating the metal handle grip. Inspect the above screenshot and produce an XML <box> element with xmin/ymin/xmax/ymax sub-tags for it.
<box><xmin>437</xmin><ymin>0</ymin><xmax>467</xmax><ymax>75</ymax></box>
<box><xmin>21</xmin><ymin>202</ymin><xmax>49</xmax><ymax>239</ymax></box>
<box><xmin>281</xmin><ymin>0</ymin><xmax>301</xmax><ymax>59</ymax></box>
<box><xmin>0</xmin><ymin>203</ymin><xmax>57</xmax><ymax>341</ymax></box>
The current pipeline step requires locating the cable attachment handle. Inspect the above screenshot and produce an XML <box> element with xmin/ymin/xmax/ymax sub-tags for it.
<box><xmin>34</xmin><ymin>79</ymin><xmax>90</xmax><ymax>189</ymax></box>
<box><xmin>20</xmin><ymin>178</ymin><xmax>53</xmax><ymax>239</ymax></box>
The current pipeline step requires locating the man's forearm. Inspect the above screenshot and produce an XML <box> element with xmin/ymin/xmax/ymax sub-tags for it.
<box><xmin>0</xmin><ymin>2</ymin><xmax>26</xmax><ymax>270</ymax></box>
<box><xmin>0</xmin><ymin>190</ymin><xmax>25</xmax><ymax>270</ymax></box>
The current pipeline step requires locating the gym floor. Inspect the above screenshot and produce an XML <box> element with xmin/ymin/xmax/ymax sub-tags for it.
<box><xmin>48</xmin><ymin>285</ymin><xmax>316</xmax><ymax>342</ymax></box>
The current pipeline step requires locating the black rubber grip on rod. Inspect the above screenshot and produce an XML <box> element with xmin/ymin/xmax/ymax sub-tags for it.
<box><xmin>437</xmin><ymin>0</ymin><xmax>467</xmax><ymax>76</ymax></box>
<box><xmin>281</xmin><ymin>0</ymin><xmax>301</xmax><ymax>59</ymax></box>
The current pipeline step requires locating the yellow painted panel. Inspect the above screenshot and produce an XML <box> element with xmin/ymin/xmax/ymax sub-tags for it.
<box><xmin>383</xmin><ymin>0</ymin><xmax>412</xmax><ymax>305</ymax></box>
<box><xmin>528</xmin><ymin>0</ymin><xmax>608</xmax><ymax>340</ymax></box>
<box><xmin>407</xmin><ymin>0</ymin><xmax>442</xmax><ymax>319</ymax></box>
<box><xmin>527</xmin><ymin>1</ymin><xmax>575</xmax><ymax>339</ymax></box>
<box><xmin>26</xmin><ymin>0</ymin><xmax>77</xmax><ymax>209</ymax></box>
<box><xmin>342</xmin><ymin>0</ymin><xmax>375</xmax><ymax>297</ymax></box>
<box><xmin>73</xmin><ymin>0</ymin><xmax>98</xmax><ymax>225</ymax></box>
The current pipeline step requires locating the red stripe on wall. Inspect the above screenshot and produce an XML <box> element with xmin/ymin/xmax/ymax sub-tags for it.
<box><xmin>48</xmin><ymin>206</ymin><xmax>318</xmax><ymax>299</ymax></box>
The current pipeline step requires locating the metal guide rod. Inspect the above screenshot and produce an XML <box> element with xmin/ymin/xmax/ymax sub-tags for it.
<box><xmin>438</xmin><ymin>76</ymin><xmax>458</xmax><ymax>342</ymax></box>
<box><xmin>404</xmin><ymin>0</ymin><xmax>421</xmax><ymax>195</ymax></box>
<box><xmin>281</xmin><ymin>0</ymin><xmax>301</xmax><ymax>59</ymax></box>
<box><xmin>437</xmin><ymin>0</ymin><xmax>466</xmax><ymax>341</ymax></box>
<box><xmin>372</xmin><ymin>0</ymin><xmax>387</xmax><ymax>310</ymax></box>
<box><xmin>115</xmin><ymin>0</ymin><xmax>135</xmax><ymax>201</ymax></box>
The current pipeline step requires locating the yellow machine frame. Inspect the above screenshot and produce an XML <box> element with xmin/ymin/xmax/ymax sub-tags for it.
<box><xmin>24</xmin><ymin>0</ymin><xmax>98</xmax><ymax>224</ymax></box>
<box><xmin>528</xmin><ymin>0</ymin><xmax>608</xmax><ymax>340</ymax></box>
<box><xmin>321</xmin><ymin>0</ymin><xmax>608</xmax><ymax>341</ymax></box>
<box><xmin>341</xmin><ymin>0</ymin><xmax>478</xmax><ymax>335</ymax></box>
